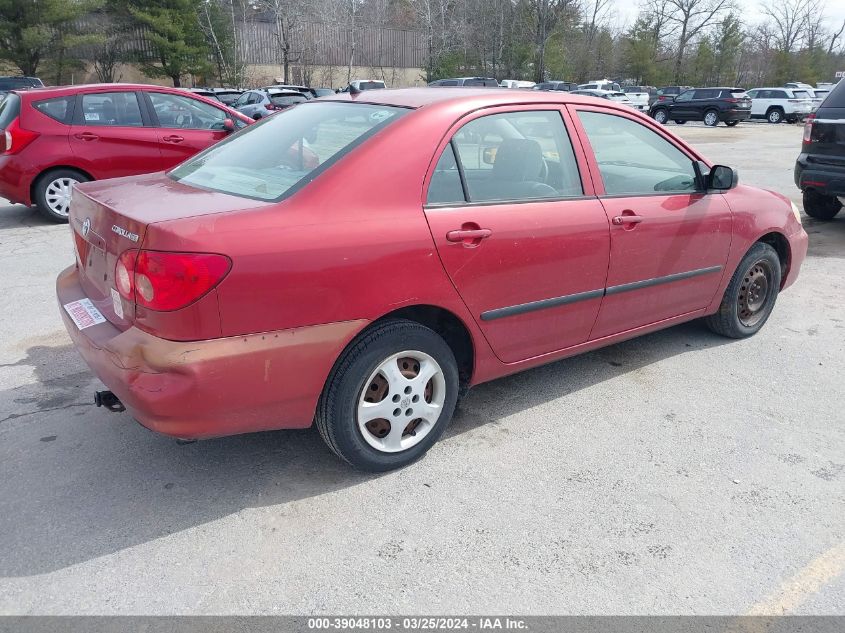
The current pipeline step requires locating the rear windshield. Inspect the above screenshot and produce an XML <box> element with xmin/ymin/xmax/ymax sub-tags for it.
<box><xmin>792</xmin><ymin>90</ymin><xmax>811</xmax><ymax>98</ymax></box>
<box><xmin>0</xmin><ymin>93</ymin><xmax>20</xmax><ymax>128</ymax></box>
<box><xmin>624</xmin><ymin>87</ymin><xmax>645</xmax><ymax>92</ymax></box>
<box><xmin>170</xmin><ymin>102</ymin><xmax>406</xmax><ymax>202</ymax></box>
<box><xmin>270</xmin><ymin>93</ymin><xmax>307</xmax><ymax>106</ymax></box>
<box><xmin>358</xmin><ymin>82</ymin><xmax>385</xmax><ymax>90</ymax></box>
<box><xmin>723</xmin><ymin>89</ymin><xmax>747</xmax><ymax>96</ymax></box>
<box><xmin>820</xmin><ymin>81</ymin><xmax>845</xmax><ymax>107</ymax></box>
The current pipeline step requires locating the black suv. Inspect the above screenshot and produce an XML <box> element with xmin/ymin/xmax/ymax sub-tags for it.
<box><xmin>795</xmin><ymin>80</ymin><xmax>845</xmax><ymax>220</ymax></box>
<box><xmin>0</xmin><ymin>76</ymin><xmax>43</xmax><ymax>96</ymax></box>
<box><xmin>649</xmin><ymin>87</ymin><xmax>752</xmax><ymax>126</ymax></box>
<box><xmin>649</xmin><ymin>85</ymin><xmax>692</xmax><ymax>107</ymax></box>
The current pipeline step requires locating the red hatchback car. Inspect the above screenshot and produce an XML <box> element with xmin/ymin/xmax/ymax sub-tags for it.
<box><xmin>57</xmin><ymin>89</ymin><xmax>808</xmax><ymax>470</ymax></box>
<box><xmin>0</xmin><ymin>83</ymin><xmax>252</xmax><ymax>222</ymax></box>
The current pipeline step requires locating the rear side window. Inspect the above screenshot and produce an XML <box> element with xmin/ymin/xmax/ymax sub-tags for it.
<box><xmin>694</xmin><ymin>89</ymin><xmax>718</xmax><ymax>99</ymax></box>
<box><xmin>427</xmin><ymin>143</ymin><xmax>465</xmax><ymax>204</ymax></box>
<box><xmin>0</xmin><ymin>93</ymin><xmax>20</xmax><ymax>128</ymax></box>
<box><xmin>438</xmin><ymin>110</ymin><xmax>582</xmax><ymax>203</ymax></box>
<box><xmin>578</xmin><ymin>111</ymin><xmax>697</xmax><ymax>195</ymax></box>
<box><xmin>80</xmin><ymin>92</ymin><xmax>143</xmax><ymax>126</ymax></box>
<box><xmin>33</xmin><ymin>96</ymin><xmax>74</xmax><ymax>124</ymax></box>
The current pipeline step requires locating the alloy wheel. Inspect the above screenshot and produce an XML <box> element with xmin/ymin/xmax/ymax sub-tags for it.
<box><xmin>704</xmin><ymin>111</ymin><xmax>718</xmax><ymax>126</ymax></box>
<box><xmin>357</xmin><ymin>350</ymin><xmax>446</xmax><ymax>453</ymax></box>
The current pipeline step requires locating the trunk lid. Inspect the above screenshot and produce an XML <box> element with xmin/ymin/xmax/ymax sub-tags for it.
<box><xmin>69</xmin><ymin>171</ymin><xmax>270</xmax><ymax>328</ymax></box>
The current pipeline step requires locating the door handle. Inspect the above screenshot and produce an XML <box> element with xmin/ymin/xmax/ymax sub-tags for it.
<box><xmin>74</xmin><ymin>132</ymin><xmax>99</xmax><ymax>141</ymax></box>
<box><xmin>612</xmin><ymin>214</ymin><xmax>644</xmax><ymax>226</ymax></box>
<box><xmin>162</xmin><ymin>135</ymin><xmax>184</xmax><ymax>143</ymax></box>
<box><xmin>446</xmin><ymin>228</ymin><xmax>492</xmax><ymax>244</ymax></box>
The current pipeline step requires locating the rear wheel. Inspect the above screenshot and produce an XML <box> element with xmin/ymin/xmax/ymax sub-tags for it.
<box><xmin>33</xmin><ymin>169</ymin><xmax>90</xmax><ymax>223</ymax></box>
<box><xmin>703</xmin><ymin>110</ymin><xmax>719</xmax><ymax>127</ymax></box>
<box><xmin>652</xmin><ymin>109</ymin><xmax>668</xmax><ymax>124</ymax></box>
<box><xmin>316</xmin><ymin>319</ymin><xmax>459</xmax><ymax>471</ymax></box>
<box><xmin>674</xmin><ymin>120</ymin><xmax>687</xmax><ymax>125</ymax></box>
<box><xmin>766</xmin><ymin>107</ymin><xmax>784</xmax><ymax>124</ymax></box>
<box><xmin>705</xmin><ymin>242</ymin><xmax>781</xmax><ymax>339</ymax></box>
<box><xmin>725</xmin><ymin>120</ymin><xmax>739</xmax><ymax>127</ymax></box>
<box><xmin>803</xmin><ymin>189</ymin><xmax>842</xmax><ymax>221</ymax></box>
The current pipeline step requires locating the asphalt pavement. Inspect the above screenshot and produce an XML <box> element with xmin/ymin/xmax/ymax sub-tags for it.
<box><xmin>0</xmin><ymin>122</ymin><xmax>842</xmax><ymax>614</ymax></box>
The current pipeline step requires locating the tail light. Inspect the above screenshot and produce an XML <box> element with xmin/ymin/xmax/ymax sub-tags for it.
<box><xmin>116</xmin><ymin>250</ymin><xmax>231</xmax><ymax>311</ymax></box>
<box><xmin>723</xmin><ymin>98</ymin><xmax>738</xmax><ymax>103</ymax></box>
<box><xmin>803</xmin><ymin>114</ymin><xmax>815</xmax><ymax>143</ymax></box>
<box><xmin>0</xmin><ymin>118</ymin><xmax>39</xmax><ymax>154</ymax></box>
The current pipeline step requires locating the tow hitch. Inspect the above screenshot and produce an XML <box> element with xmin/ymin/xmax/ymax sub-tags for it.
<box><xmin>94</xmin><ymin>390</ymin><xmax>125</xmax><ymax>413</ymax></box>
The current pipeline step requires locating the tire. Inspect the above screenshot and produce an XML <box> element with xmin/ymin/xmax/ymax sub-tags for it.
<box><xmin>766</xmin><ymin>108</ymin><xmax>784</xmax><ymax>124</ymax></box>
<box><xmin>803</xmin><ymin>189</ymin><xmax>842</xmax><ymax>221</ymax></box>
<box><xmin>315</xmin><ymin>319</ymin><xmax>460</xmax><ymax>471</ymax></box>
<box><xmin>725</xmin><ymin>120</ymin><xmax>739</xmax><ymax>127</ymax></box>
<box><xmin>652</xmin><ymin>109</ymin><xmax>668</xmax><ymax>124</ymax></box>
<box><xmin>674</xmin><ymin>120</ymin><xmax>687</xmax><ymax>124</ymax></box>
<box><xmin>705</xmin><ymin>242</ymin><xmax>781</xmax><ymax>339</ymax></box>
<box><xmin>703</xmin><ymin>110</ymin><xmax>720</xmax><ymax>127</ymax></box>
<box><xmin>33</xmin><ymin>168</ymin><xmax>90</xmax><ymax>223</ymax></box>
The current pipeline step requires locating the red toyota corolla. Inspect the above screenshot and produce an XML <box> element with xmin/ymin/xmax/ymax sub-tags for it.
<box><xmin>0</xmin><ymin>83</ymin><xmax>252</xmax><ymax>222</ymax></box>
<box><xmin>57</xmin><ymin>89</ymin><xmax>808</xmax><ymax>471</ymax></box>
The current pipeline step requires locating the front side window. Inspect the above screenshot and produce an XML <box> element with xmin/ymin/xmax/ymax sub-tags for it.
<box><xmin>80</xmin><ymin>92</ymin><xmax>143</xmax><ymax>127</ymax></box>
<box><xmin>674</xmin><ymin>90</ymin><xmax>693</xmax><ymax>102</ymax></box>
<box><xmin>171</xmin><ymin>102</ymin><xmax>406</xmax><ymax>202</ymax></box>
<box><xmin>428</xmin><ymin>110</ymin><xmax>582</xmax><ymax>204</ymax></box>
<box><xmin>148</xmin><ymin>92</ymin><xmax>228</xmax><ymax>130</ymax></box>
<box><xmin>578</xmin><ymin>111</ymin><xmax>698</xmax><ymax>196</ymax></box>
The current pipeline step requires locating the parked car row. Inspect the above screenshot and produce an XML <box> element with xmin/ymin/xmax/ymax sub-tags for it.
<box><xmin>0</xmin><ymin>83</ymin><xmax>253</xmax><ymax>222</ymax></box>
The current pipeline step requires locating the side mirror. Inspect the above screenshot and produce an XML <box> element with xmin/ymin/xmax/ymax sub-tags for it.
<box><xmin>222</xmin><ymin>118</ymin><xmax>235</xmax><ymax>132</ymax></box>
<box><xmin>708</xmin><ymin>164</ymin><xmax>738</xmax><ymax>190</ymax></box>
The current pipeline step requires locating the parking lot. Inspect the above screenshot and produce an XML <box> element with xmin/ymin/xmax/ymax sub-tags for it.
<box><xmin>0</xmin><ymin>121</ymin><xmax>843</xmax><ymax>614</ymax></box>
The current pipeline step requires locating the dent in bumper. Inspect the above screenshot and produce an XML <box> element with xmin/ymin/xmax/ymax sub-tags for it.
<box><xmin>57</xmin><ymin>265</ymin><xmax>368</xmax><ymax>438</ymax></box>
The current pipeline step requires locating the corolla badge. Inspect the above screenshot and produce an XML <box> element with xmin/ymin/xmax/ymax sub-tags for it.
<box><xmin>81</xmin><ymin>218</ymin><xmax>91</xmax><ymax>237</ymax></box>
<box><xmin>112</xmin><ymin>224</ymin><xmax>139</xmax><ymax>243</ymax></box>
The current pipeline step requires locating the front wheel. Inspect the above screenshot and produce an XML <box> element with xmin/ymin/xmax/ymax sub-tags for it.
<box><xmin>674</xmin><ymin>120</ymin><xmax>687</xmax><ymax>125</ymax></box>
<box><xmin>316</xmin><ymin>319</ymin><xmax>459</xmax><ymax>471</ymax></box>
<box><xmin>803</xmin><ymin>189</ymin><xmax>842</xmax><ymax>220</ymax></box>
<box><xmin>703</xmin><ymin>110</ymin><xmax>719</xmax><ymax>127</ymax></box>
<box><xmin>704</xmin><ymin>242</ymin><xmax>781</xmax><ymax>339</ymax></box>
<box><xmin>652</xmin><ymin>109</ymin><xmax>668</xmax><ymax>124</ymax></box>
<box><xmin>33</xmin><ymin>169</ymin><xmax>90</xmax><ymax>223</ymax></box>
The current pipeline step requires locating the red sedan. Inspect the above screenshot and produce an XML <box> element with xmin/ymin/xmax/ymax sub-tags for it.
<box><xmin>57</xmin><ymin>89</ymin><xmax>808</xmax><ymax>470</ymax></box>
<box><xmin>0</xmin><ymin>83</ymin><xmax>252</xmax><ymax>221</ymax></box>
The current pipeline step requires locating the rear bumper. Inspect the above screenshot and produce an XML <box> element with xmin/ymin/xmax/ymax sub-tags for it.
<box><xmin>57</xmin><ymin>265</ymin><xmax>367</xmax><ymax>439</ymax></box>
<box><xmin>794</xmin><ymin>154</ymin><xmax>845</xmax><ymax>195</ymax></box>
<box><xmin>722</xmin><ymin>110</ymin><xmax>751</xmax><ymax>122</ymax></box>
<box><xmin>0</xmin><ymin>154</ymin><xmax>34</xmax><ymax>206</ymax></box>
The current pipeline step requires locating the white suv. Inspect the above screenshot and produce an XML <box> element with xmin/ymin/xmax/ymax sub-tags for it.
<box><xmin>746</xmin><ymin>87</ymin><xmax>814</xmax><ymax>123</ymax></box>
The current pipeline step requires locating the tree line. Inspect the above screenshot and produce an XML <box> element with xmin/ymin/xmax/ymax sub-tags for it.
<box><xmin>0</xmin><ymin>0</ymin><xmax>843</xmax><ymax>89</ymax></box>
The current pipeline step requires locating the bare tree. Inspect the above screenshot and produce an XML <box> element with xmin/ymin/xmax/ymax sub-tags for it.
<box><xmin>256</xmin><ymin>0</ymin><xmax>307</xmax><ymax>83</ymax></box>
<box><xmin>650</xmin><ymin>0</ymin><xmax>734</xmax><ymax>82</ymax></box>
<box><xmin>762</xmin><ymin>0</ymin><xmax>812</xmax><ymax>53</ymax></box>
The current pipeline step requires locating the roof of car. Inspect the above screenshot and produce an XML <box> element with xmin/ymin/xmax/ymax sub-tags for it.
<box><xmin>323</xmin><ymin>87</ymin><xmax>624</xmax><ymax>110</ymax></box>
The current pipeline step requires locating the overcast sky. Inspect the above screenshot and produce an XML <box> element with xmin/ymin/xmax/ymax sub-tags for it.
<box><xmin>607</xmin><ymin>0</ymin><xmax>845</xmax><ymax>33</ymax></box>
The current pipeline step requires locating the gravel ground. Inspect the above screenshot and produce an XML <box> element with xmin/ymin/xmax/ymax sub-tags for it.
<box><xmin>0</xmin><ymin>121</ymin><xmax>842</xmax><ymax>615</ymax></box>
